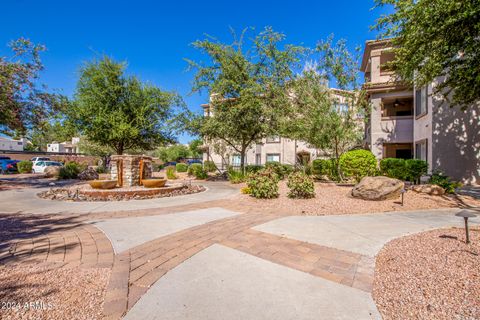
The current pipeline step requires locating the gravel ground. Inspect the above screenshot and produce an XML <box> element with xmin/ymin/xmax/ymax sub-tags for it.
<box><xmin>373</xmin><ymin>228</ymin><xmax>480</xmax><ymax>320</ymax></box>
<box><xmin>0</xmin><ymin>264</ymin><xmax>110</xmax><ymax>320</ymax></box>
<box><xmin>233</xmin><ymin>181</ymin><xmax>480</xmax><ymax>215</ymax></box>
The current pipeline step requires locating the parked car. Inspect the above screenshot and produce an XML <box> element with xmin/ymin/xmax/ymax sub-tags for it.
<box><xmin>32</xmin><ymin>161</ymin><xmax>63</xmax><ymax>173</ymax></box>
<box><xmin>0</xmin><ymin>159</ymin><xmax>20</xmax><ymax>174</ymax></box>
<box><xmin>163</xmin><ymin>161</ymin><xmax>177</xmax><ymax>167</ymax></box>
<box><xmin>186</xmin><ymin>159</ymin><xmax>202</xmax><ymax>165</ymax></box>
<box><xmin>31</xmin><ymin>157</ymin><xmax>51</xmax><ymax>163</ymax></box>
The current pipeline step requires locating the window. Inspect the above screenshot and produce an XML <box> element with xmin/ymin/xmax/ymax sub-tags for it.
<box><xmin>266</xmin><ymin>136</ymin><xmax>280</xmax><ymax>143</ymax></box>
<box><xmin>255</xmin><ymin>154</ymin><xmax>261</xmax><ymax>165</ymax></box>
<box><xmin>231</xmin><ymin>154</ymin><xmax>241</xmax><ymax>166</ymax></box>
<box><xmin>415</xmin><ymin>87</ymin><xmax>428</xmax><ymax>117</ymax></box>
<box><xmin>415</xmin><ymin>140</ymin><xmax>428</xmax><ymax>161</ymax></box>
<box><xmin>266</xmin><ymin>154</ymin><xmax>280</xmax><ymax>163</ymax></box>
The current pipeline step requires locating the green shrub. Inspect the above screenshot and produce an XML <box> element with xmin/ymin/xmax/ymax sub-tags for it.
<box><xmin>227</xmin><ymin>170</ymin><xmax>246</xmax><ymax>184</ymax></box>
<box><xmin>17</xmin><ymin>161</ymin><xmax>33</xmax><ymax>173</ymax></box>
<box><xmin>339</xmin><ymin>150</ymin><xmax>377</xmax><ymax>182</ymax></box>
<box><xmin>405</xmin><ymin>159</ymin><xmax>428</xmax><ymax>184</ymax></box>
<box><xmin>188</xmin><ymin>163</ymin><xmax>202</xmax><ymax>175</ymax></box>
<box><xmin>246</xmin><ymin>169</ymin><xmax>279</xmax><ymax>199</ymax></box>
<box><xmin>176</xmin><ymin>163</ymin><xmax>188</xmax><ymax>172</ymax></box>
<box><xmin>380</xmin><ymin>158</ymin><xmax>406</xmax><ymax>180</ymax></box>
<box><xmin>95</xmin><ymin>165</ymin><xmax>107</xmax><ymax>174</ymax></box>
<box><xmin>313</xmin><ymin>158</ymin><xmax>340</xmax><ymax>181</ymax></box>
<box><xmin>203</xmin><ymin>161</ymin><xmax>217</xmax><ymax>172</ymax></box>
<box><xmin>59</xmin><ymin>161</ymin><xmax>84</xmax><ymax>179</ymax></box>
<box><xmin>264</xmin><ymin>162</ymin><xmax>293</xmax><ymax>180</ymax></box>
<box><xmin>166</xmin><ymin>165</ymin><xmax>177</xmax><ymax>179</ymax></box>
<box><xmin>194</xmin><ymin>167</ymin><xmax>208</xmax><ymax>179</ymax></box>
<box><xmin>245</xmin><ymin>165</ymin><xmax>264</xmax><ymax>174</ymax></box>
<box><xmin>287</xmin><ymin>171</ymin><xmax>315</xmax><ymax>199</ymax></box>
<box><xmin>430</xmin><ymin>171</ymin><xmax>461</xmax><ymax>194</ymax></box>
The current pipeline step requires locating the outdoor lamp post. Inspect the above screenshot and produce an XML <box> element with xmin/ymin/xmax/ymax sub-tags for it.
<box><xmin>400</xmin><ymin>188</ymin><xmax>406</xmax><ymax>206</ymax></box>
<box><xmin>455</xmin><ymin>210</ymin><xmax>478</xmax><ymax>244</ymax></box>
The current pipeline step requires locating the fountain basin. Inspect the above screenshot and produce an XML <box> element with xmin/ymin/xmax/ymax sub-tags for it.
<box><xmin>142</xmin><ymin>178</ymin><xmax>167</xmax><ymax>188</ymax></box>
<box><xmin>89</xmin><ymin>180</ymin><xmax>118</xmax><ymax>189</ymax></box>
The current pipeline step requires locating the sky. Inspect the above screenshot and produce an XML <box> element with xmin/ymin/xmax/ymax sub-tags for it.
<box><xmin>1</xmin><ymin>0</ymin><xmax>390</xmax><ymax>143</ymax></box>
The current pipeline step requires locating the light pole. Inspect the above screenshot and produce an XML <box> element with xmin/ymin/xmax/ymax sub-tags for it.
<box><xmin>455</xmin><ymin>210</ymin><xmax>478</xmax><ymax>244</ymax></box>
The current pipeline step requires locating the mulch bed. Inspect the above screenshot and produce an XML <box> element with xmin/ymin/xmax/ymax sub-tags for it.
<box><xmin>373</xmin><ymin>228</ymin><xmax>480</xmax><ymax>319</ymax></box>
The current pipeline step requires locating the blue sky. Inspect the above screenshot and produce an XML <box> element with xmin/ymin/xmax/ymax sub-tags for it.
<box><xmin>1</xmin><ymin>0</ymin><xmax>389</xmax><ymax>143</ymax></box>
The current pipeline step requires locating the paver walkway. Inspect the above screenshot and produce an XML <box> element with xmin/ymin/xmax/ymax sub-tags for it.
<box><xmin>2</xmin><ymin>182</ymin><xmax>479</xmax><ymax>320</ymax></box>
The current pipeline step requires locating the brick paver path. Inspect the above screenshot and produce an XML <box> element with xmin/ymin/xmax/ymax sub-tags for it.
<box><xmin>1</xmin><ymin>199</ymin><xmax>375</xmax><ymax>320</ymax></box>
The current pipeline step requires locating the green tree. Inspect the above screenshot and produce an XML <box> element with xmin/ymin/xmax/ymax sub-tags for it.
<box><xmin>71</xmin><ymin>56</ymin><xmax>184</xmax><ymax>155</ymax></box>
<box><xmin>188</xmin><ymin>139</ymin><xmax>203</xmax><ymax>158</ymax></box>
<box><xmin>283</xmin><ymin>37</ymin><xmax>366</xmax><ymax>163</ymax></box>
<box><xmin>0</xmin><ymin>38</ymin><xmax>66</xmax><ymax>135</ymax></box>
<box><xmin>373</xmin><ymin>0</ymin><xmax>480</xmax><ymax>108</ymax></box>
<box><xmin>154</xmin><ymin>144</ymin><xmax>191</xmax><ymax>162</ymax></box>
<box><xmin>186</xmin><ymin>27</ymin><xmax>304</xmax><ymax>171</ymax></box>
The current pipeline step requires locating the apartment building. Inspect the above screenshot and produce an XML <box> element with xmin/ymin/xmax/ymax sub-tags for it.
<box><xmin>47</xmin><ymin>137</ymin><xmax>81</xmax><ymax>154</ymax></box>
<box><xmin>361</xmin><ymin>39</ymin><xmax>479</xmax><ymax>184</ymax></box>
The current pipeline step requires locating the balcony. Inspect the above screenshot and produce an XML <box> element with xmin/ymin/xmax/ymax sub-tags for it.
<box><xmin>376</xmin><ymin>116</ymin><xmax>414</xmax><ymax>143</ymax></box>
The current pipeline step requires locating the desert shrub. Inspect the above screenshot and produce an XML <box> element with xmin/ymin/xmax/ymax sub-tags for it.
<box><xmin>430</xmin><ymin>171</ymin><xmax>462</xmax><ymax>194</ymax></box>
<box><xmin>265</xmin><ymin>162</ymin><xmax>293</xmax><ymax>180</ymax></box>
<box><xmin>245</xmin><ymin>165</ymin><xmax>264</xmax><ymax>174</ymax></box>
<box><xmin>194</xmin><ymin>167</ymin><xmax>208</xmax><ymax>179</ymax></box>
<box><xmin>246</xmin><ymin>169</ymin><xmax>279</xmax><ymax>199</ymax></box>
<box><xmin>188</xmin><ymin>163</ymin><xmax>202</xmax><ymax>175</ymax></box>
<box><xmin>176</xmin><ymin>163</ymin><xmax>188</xmax><ymax>172</ymax></box>
<box><xmin>287</xmin><ymin>171</ymin><xmax>315</xmax><ymax>199</ymax></box>
<box><xmin>312</xmin><ymin>158</ymin><xmax>340</xmax><ymax>181</ymax></box>
<box><xmin>17</xmin><ymin>161</ymin><xmax>33</xmax><ymax>173</ymax></box>
<box><xmin>240</xmin><ymin>186</ymin><xmax>252</xmax><ymax>194</ymax></box>
<box><xmin>380</xmin><ymin>158</ymin><xmax>406</xmax><ymax>180</ymax></box>
<box><xmin>227</xmin><ymin>169</ymin><xmax>246</xmax><ymax>184</ymax></box>
<box><xmin>405</xmin><ymin>159</ymin><xmax>428</xmax><ymax>184</ymax></box>
<box><xmin>95</xmin><ymin>165</ymin><xmax>107</xmax><ymax>174</ymax></box>
<box><xmin>203</xmin><ymin>161</ymin><xmax>217</xmax><ymax>172</ymax></box>
<box><xmin>339</xmin><ymin>150</ymin><xmax>377</xmax><ymax>182</ymax></box>
<box><xmin>166</xmin><ymin>165</ymin><xmax>177</xmax><ymax>179</ymax></box>
<box><xmin>59</xmin><ymin>161</ymin><xmax>84</xmax><ymax>179</ymax></box>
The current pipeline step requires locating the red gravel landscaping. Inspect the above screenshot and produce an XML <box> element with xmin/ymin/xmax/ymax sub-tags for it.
<box><xmin>373</xmin><ymin>228</ymin><xmax>480</xmax><ymax>320</ymax></box>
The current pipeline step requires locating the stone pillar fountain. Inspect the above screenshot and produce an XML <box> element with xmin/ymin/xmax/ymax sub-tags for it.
<box><xmin>110</xmin><ymin>155</ymin><xmax>153</xmax><ymax>187</ymax></box>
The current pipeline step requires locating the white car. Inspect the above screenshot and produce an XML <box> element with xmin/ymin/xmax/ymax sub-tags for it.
<box><xmin>31</xmin><ymin>157</ymin><xmax>51</xmax><ymax>164</ymax></box>
<box><xmin>32</xmin><ymin>161</ymin><xmax>63</xmax><ymax>173</ymax></box>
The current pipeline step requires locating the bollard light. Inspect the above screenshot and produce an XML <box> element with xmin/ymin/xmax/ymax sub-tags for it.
<box><xmin>400</xmin><ymin>188</ymin><xmax>406</xmax><ymax>206</ymax></box>
<box><xmin>455</xmin><ymin>210</ymin><xmax>477</xmax><ymax>244</ymax></box>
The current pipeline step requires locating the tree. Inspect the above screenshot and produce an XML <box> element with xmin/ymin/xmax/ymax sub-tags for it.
<box><xmin>186</xmin><ymin>27</ymin><xmax>304</xmax><ymax>171</ymax></box>
<box><xmin>154</xmin><ymin>144</ymin><xmax>191</xmax><ymax>162</ymax></box>
<box><xmin>188</xmin><ymin>139</ymin><xmax>203</xmax><ymax>158</ymax></box>
<box><xmin>71</xmin><ymin>56</ymin><xmax>184</xmax><ymax>155</ymax></box>
<box><xmin>282</xmin><ymin>36</ymin><xmax>366</xmax><ymax>171</ymax></box>
<box><xmin>373</xmin><ymin>0</ymin><xmax>480</xmax><ymax>108</ymax></box>
<box><xmin>0</xmin><ymin>38</ymin><xmax>65</xmax><ymax>135</ymax></box>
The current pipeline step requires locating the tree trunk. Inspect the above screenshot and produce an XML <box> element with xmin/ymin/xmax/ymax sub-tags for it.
<box><xmin>240</xmin><ymin>148</ymin><xmax>246</xmax><ymax>174</ymax></box>
<box><xmin>116</xmin><ymin>142</ymin><xmax>124</xmax><ymax>155</ymax></box>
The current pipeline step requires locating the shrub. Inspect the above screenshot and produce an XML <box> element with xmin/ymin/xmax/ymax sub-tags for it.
<box><xmin>287</xmin><ymin>171</ymin><xmax>315</xmax><ymax>199</ymax></box>
<box><xmin>405</xmin><ymin>159</ymin><xmax>428</xmax><ymax>184</ymax></box>
<box><xmin>339</xmin><ymin>150</ymin><xmax>377</xmax><ymax>182</ymax></box>
<box><xmin>313</xmin><ymin>158</ymin><xmax>340</xmax><ymax>181</ymax></box>
<box><xmin>265</xmin><ymin>162</ymin><xmax>293</xmax><ymax>180</ymax></box>
<box><xmin>188</xmin><ymin>163</ymin><xmax>202</xmax><ymax>175</ymax></box>
<box><xmin>245</xmin><ymin>165</ymin><xmax>264</xmax><ymax>174</ymax></box>
<box><xmin>227</xmin><ymin>170</ymin><xmax>246</xmax><ymax>184</ymax></box>
<box><xmin>203</xmin><ymin>161</ymin><xmax>217</xmax><ymax>172</ymax></box>
<box><xmin>176</xmin><ymin>163</ymin><xmax>188</xmax><ymax>172</ymax></box>
<box><xmin>380</xmin><ymin>158</ymin><xmax>406</xmax><ymax>180</ymax></box>
<box><xmin>96</xmin><ymin>165</ymin><xmax>107</xmax><ymax>174</ymax></box>
<box><xmin>246</xmin><ymin>169</ymin><xmax>279</xmax><ymax>199</ymax></box>
<box><xmin>194</xmin><ymin>167</ymin><xmax>208</xmax><ymax>179</ymax></box>
<box><xmin>240</xmin><ymin>186</ymin><xmax>252</xmax><ymax>194</ymax></box>
<box><xmin>166</xmin><ymin>165</ymin><xmax>177</xmax><ymax>179</ymax></box>
<box><xmin>17</xmin><ymin>161</ymin><xmax>33</xmax><ymax>173</ymax></box>
<box><xmin>430</xmin><ymin>171</ymin><xmax>462</xmax><ymax>194</ymax></box>
<box><xmin>59</xmin><ymin>161</ymin><xmax>84</xmax><ymax>179</ymax></box>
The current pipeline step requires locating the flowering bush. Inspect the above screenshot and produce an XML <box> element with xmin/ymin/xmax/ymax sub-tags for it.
<box><xmin>287</xmin><ymin>171</ymin><xmax>315</xmax><ymax>199</ymax></box>
<box><xmin>246</xmin><ymin>168</ymin><xmax>279</xmax><ymax>199</ymax></box>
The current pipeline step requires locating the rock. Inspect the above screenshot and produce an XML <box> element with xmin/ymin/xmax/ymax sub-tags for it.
<box><xmin>351</xmin><ymin>176</ymin><xmax>404</xmax><ymax>201</ymax></box>
<box><xmin>44</xmin><ymin>166</ymin><xmax>61</xmax><ymax>178</ymax></box>
<box><xmin>411</xmin><ymin>184</ymin><xmax>445</xmax><ymax>196</ymax></box>
<box><xmin>78</xmin><ymin>168</ymin><xmax>99</xmax><ymax>181</ymax></box>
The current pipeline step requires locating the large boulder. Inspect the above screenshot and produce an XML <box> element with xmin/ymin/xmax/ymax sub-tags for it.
<box><xmin>351</xmin><ymin>176</ymin><xmax>404</xmax><ymax>201</ymax></box>
<box><xmin>44</xmin><ymin>166</ymin><xmax>61</xmax><ymax>178</ymax></box>
<box><xmin>78</xmin><ymin>168</ymin><xmax>99</xmax><ymax>181</ymax></box>
<box><xmin>411</xmin><ymin>184</ymin><xmax>445</xmax><ymax>196</ymax></box>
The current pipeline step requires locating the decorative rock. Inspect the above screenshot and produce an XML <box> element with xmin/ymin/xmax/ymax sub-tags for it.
<box><xmin>411</xmin><ymin>184</ymin><xmax>445</xmax><ymax>196</ymax></box>
<box><xmin>78</xmin><ymin>168</ymin><xmax>99</xmax><ymax>181</ymax></box>
<box><xmin>44</xmin><ymin>166</ymin><xmax>61</xmax><ymax>178</ymax></box>
<box><xmin>351</xmin><ymin>176</ymin><xmax>404</xmax><ymax>201</ymax></box>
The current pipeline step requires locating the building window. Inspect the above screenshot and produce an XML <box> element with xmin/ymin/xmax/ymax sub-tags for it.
<box><xmin>415</xmin><ymin>87</ymin><xmax>428</xmax><ymax>117</ymax></box>
<box><xmin>266</xmin><ymin>136</ymin><xmax>280</xmax><ymax>143</ymax></box>
<box><xmin>266</xmin><ymin>153</ymin><xmax>280</xmax><ymax>163</ymax></box>
<box><xmin>415</xmin><ymin>140</ymin><xmax>428</xmax><ymax>161</ymax></box>
<box><xmin>255</xmin><ymin>154</ymin><xmax>261</xmax><ymax>165</ymax></box>
<box><xmin>231</xmin><ymin>154</ymin><xmax>242</xmax><ymax>166</ymax></box>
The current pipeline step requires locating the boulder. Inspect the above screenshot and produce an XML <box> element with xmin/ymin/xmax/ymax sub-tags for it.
<box><xmin>78</xmin><ymin>168</ymin><xmax>99</xmax><ymax>181</ymax></box>
<box><xmin>411</xmin><ymin>184</ymin><xmax>445</xmax><ymax>196</ymax></box>
<box><xmin>351</xmin><ymin>176</ymin><xmax>404</xmax><ymax>201</ymax></box>
<box><xmin>44</xmin><ymin>166</ymin><xmax>61</xmax><ymax>178</ymax></box>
